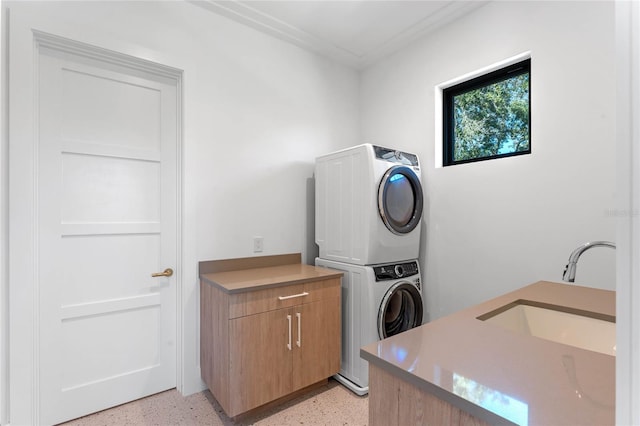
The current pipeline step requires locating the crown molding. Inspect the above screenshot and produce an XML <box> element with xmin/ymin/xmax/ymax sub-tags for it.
<box><xmin>190</xmin><ymin>0</ymin><xmax>489</xmax><ymax>70</ymax></box>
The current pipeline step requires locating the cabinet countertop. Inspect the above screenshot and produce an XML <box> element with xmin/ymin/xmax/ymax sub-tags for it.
<box><xmin>361</xmin><ymin>280</ymin><xmax>615</xmax><ymax>426</ymax></box>
<box><xmin>200</xmin><ymin>263</ymin><xmax>343</xmax><ymax>294</ymax></box>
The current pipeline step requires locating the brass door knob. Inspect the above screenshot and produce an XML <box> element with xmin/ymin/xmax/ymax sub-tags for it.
<box><xmin>151</xmin><ymin>268</ymin><xmax>174</xmax><ymax>278</ymax></box>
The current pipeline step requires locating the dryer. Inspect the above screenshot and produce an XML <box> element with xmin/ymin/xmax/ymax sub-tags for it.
<box><xmin>315</xmin><ymin>257</ymin><xmax>423</xmax><ymax>395</ymax></box>
<box><xmin>315</xmin><ymin>144</ymin><xmax>423</xmax><ymax>266</ymax></box>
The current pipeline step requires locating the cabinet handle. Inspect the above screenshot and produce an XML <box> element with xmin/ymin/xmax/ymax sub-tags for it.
<box><xmin>286</xmin><ymin>314</ymin><xmax>292</xmax><ymax>350</ymax></box>
<box><xmin>296</xmin><ymin>312</ymin><xmax>301</xmax><ymax>348</ymax></box>
<box><xmin>278</xmin><ymin>292</ymin><xmax>309</xmax><ymax>301</ymax></box>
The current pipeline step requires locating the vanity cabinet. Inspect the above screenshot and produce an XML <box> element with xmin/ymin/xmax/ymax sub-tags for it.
<box><xmin>361</xmin><ymin>281</ymin><xmax>616</xmax><ymax>426</ymax></box>
<box><xmin>199</xmin><ymin>254</ymin><xmax>342</xmax><ymax>418</ymax></box>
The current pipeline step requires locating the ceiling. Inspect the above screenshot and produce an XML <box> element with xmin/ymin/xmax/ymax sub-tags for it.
<box><xmin>193</xmin><ymin>0</ymin><xmax>489</xmax><ymax>69</ymax></box>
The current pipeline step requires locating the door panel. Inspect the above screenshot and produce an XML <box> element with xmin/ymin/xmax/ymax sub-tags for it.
<box><xmin>61</xmin><ymin>234</ymin><xmax>160</xmax><ymax>304</ymax></box>
<box><xmin>37</xmin><ymin>45</ymin><xmax>178</xmax><ymax>424</ymax></box>
<box><xmin>61</xmin><ymin>303</ymin><xmax>162</xmax><ymax>389</ymax></box>
<box><xmin>293</xmin><ymin>298</ymin><xmax>341</xmax><ymax>390</ymax></box>
<box><xmin>230</xmin><ymin>309</ymin><xmax>292</xmax><ymax>415</ymax></box>
<box><xmin>61</xmin><ymin>152</ymin><xmax>161</xmax><ymax>223</ymax></box>
<box><xmin>59</xmin><ymin>67</ymin><xmax>162</xmax><ymax>150</ymax></box>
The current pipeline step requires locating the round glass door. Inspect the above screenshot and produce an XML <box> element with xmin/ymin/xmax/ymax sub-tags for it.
<box><xmin>378</xmin><ymin>282</ymin><xmax>423</xmax><ymax>339</ymax></box>
<box><xmin>378</xmin><ymin>166</ymin><xmax>423</xmax><ymax>235</ymax></box>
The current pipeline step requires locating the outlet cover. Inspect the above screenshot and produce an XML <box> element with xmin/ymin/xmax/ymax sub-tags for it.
<box><xmin>253</xmin><ymin>237</ymin><xmax>264</xmax><ymax>252</ymax></box>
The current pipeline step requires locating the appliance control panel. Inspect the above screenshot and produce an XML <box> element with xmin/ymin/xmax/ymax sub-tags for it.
<box><xmin>374</xmin><ymin>261</ymin><xmax>419</xmax><ymax>281</ymax></box>
<box><xmin>373</xmin><ymin>145</ymin><xmax>419</xmax><ymax>167</ymax></box>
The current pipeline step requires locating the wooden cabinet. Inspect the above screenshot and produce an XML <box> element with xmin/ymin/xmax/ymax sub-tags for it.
<box><xmin>293</xmin><ymin>297</ymin><xmax>340</xmax><ymax>390</ymax></box>
<box><xmin>369</xmin><ymin>365</ymin><xmax>493</xmax><ymax>426</ymax></box>
<box><xmin>228</xmin><ymin>306</ymin><xmax>292</xmax><ymax>412</ymax></box>
<box><xmin>227</xmin><ymin>281</ymin><xmax>340</xmax><ymax>413</ymax></box>
<box><xmin>199</xmin><ymin>254</ymin><xmax>341</xmax><ymax>418</ymax></box>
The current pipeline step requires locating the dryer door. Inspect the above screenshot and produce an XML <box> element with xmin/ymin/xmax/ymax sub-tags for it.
<box><xmin>378</xmin><ymin>281</ymin><xmax>423</xmax><ymax>339</ymax></box>
<box><xmin>378</xmin><ymin>166</ymin><xmax>423</xmax><ymax>235</ymax></box>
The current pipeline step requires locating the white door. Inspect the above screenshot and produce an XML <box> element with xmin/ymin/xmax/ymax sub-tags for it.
<box><xmin>36</xmin><ymin>43</ymin><xmax>179</xmax><ymax>425</ymax></box>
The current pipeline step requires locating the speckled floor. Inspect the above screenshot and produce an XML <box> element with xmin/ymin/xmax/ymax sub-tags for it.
<box><xmin>59</xmin><ymin>379</ymin><xmax>368</xmax><ymax>426</ymax></box>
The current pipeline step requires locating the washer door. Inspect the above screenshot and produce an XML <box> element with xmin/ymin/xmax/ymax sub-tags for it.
<box><xmin>378</xmin><ymin>282</ymin><xmax>423</xmax><ymax>339</ymax></box>
<box><xmin>378</xmin><ymin>165</ymin><xmax>423</xmax><ymax>235</ymax></box>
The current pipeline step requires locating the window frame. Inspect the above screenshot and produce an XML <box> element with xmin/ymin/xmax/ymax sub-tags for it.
<box><xmin>442</xmin><ymin>58</ymin><xmax>531</xmax><ymax>167</ymax></box>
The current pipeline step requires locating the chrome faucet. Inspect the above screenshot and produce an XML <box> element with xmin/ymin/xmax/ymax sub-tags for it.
<box><xmin>562</xmin><ymin>241</ymin><xmax>616</xmax><ymax>283</ymax></box>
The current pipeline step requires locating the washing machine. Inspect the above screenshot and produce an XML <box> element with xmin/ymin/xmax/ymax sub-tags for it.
<box><xmin>315</xmin><ymin>144</ymin><xmax>423</xmax><ymax>266</ymax></box>
<box><xmin>315</xmin><ymin>257</ymin><xmax>423</xmax><ymax>395</ymax></box>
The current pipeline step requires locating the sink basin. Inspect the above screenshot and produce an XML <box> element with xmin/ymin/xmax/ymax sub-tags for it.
<box><xmin>478</xmin><ymin>300</ymin><xmax>615</xmax><ymax>356</ymax></box>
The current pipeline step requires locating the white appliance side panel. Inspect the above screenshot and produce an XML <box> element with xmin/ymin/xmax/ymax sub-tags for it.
<box><xmin>314</xmin><ymin>160</ymin><xmax>326</xmax><ymax>248</ymax></box>
<box><xmin>317</xmin><ymin>148</ymin><xmax>367</xmax><ymax>264</ymax></box>
<box><xmin>327</xmin><ymin>157</ymin><xmax>349</xmax><ymax>258</ymax></box>
<box><xmin>314</xmin><ymin>259</ymin><xmax>369</xmax><ymax>386</ymax></box>
<box><xmin>342</xmin><ymin>268</ymin><xmax>363</xmax><ymax>383</ymax></box>
<box><xmin>317</xmin><ymin>259</ymin><xmax>382</xmax><ymax>388</ymax></box>
<box><xmin>349</xmin><ymin>152</ymin><xmax>366</xmax><ymax>263</ymax></box>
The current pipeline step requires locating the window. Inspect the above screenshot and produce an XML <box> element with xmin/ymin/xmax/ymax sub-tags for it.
<box><xmin>443</xmin><ymin>59</ymin><xmax>531</xmax><ymax>166</ymax></box>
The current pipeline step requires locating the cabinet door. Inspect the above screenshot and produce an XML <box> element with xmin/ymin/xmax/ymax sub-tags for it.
<box><xmin>292</xmin><ymin>297</ymin><xmax>341</xmax><ymax>390</ymax></box>
<box><xmin>229</xmin><ymin>308</ymin><xmax>292</xmax><ymax>415</ymax></box>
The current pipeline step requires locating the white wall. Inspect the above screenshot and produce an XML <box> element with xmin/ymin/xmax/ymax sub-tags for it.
<box><xmin>360</xmin><ymin>1</ymin><xmax>616</xmax><ymax>320</ymax></box>
<box><xmin>2</xmin><ymin>1</ymin><xmax>359</xmax><ymax>420</ymax></box>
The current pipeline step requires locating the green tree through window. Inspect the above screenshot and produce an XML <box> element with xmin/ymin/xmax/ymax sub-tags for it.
<box><xmin>443</xmin><ymin>59</ymin><xmax>531</xmax><ymax>165</ymax></box>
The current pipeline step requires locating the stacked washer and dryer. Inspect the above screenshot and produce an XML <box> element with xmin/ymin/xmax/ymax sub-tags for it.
<box><xmin>315</xmin><ymin>144</ymin><xmax>424</xmax><ymax>395</ymax></box>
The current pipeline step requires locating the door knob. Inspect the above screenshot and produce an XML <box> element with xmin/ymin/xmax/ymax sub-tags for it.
<box><xmin>151</xmin><ymin>268</ymin><xmax>174</xmax><ymax>278</ymax></box>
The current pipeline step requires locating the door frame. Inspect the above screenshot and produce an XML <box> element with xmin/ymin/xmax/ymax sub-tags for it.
<box><xmin>7</xmin><ymin>30</ymin><xmax>183</xmax><ymax>425</ymax></box>
<box><xmin>615</xmin><ymin>0</ymin><xmax>640</xmax><ymax>424</ymax></box>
